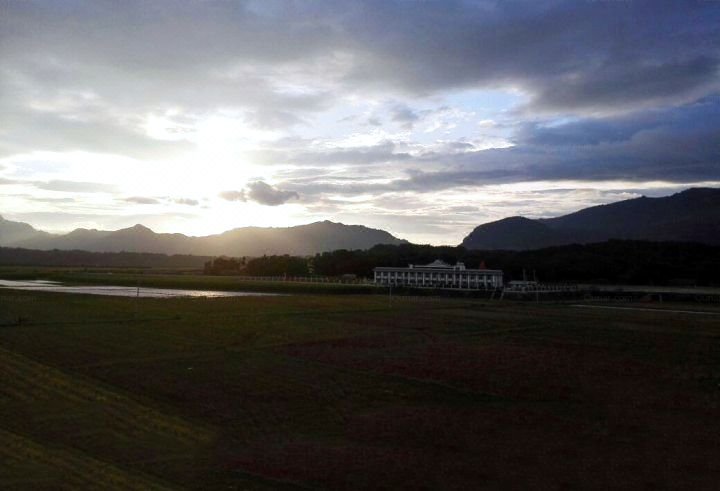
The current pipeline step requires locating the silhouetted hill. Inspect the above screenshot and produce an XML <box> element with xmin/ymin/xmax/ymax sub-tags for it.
<box><xmin>201</xmin><ymin>221</ymin><xmax>406</xmax><ymax>256</ymax></box>
<box><xmin>7</xmin><ymin>220</ymin><xmax>406</xmax><ymax>256</ymax></box>
<box><xmin>463</xmin><ymin>188</ymin><xmax>720</xmax><ymax>250</ymax></box>
<box><xmin>459</xmin><ymin>216</ymin><xmax>567</xmax><ymax>250</ymax></box>
<box><xmin>0</xmin><ymin>215</ymin><xmax>51</xmax><ymax>245</ymax></box>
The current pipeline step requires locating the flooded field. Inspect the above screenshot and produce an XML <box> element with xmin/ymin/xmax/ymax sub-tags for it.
<box><xmin>0</xmin><ymin>279</ymin><xmax>283</xmax><ymax>298</ymax></box>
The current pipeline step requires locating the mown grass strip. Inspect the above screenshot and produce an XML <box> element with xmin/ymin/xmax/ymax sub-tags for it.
<box><xmin>0</xmin><ymin>428</ymin><xmax>180</xmax><ymax>491</ymax></box>
<box><xmin>0</xmin><ymin>347</ymin><xmax>215</xmax><ymax>446</ymax></box>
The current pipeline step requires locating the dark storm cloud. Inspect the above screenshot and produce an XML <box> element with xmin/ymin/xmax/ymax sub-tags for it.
<box><xmin>3</xmin><ymin>1</ymin><xmax>718</xmax><ymax>119</ymax></box>
<box><xmin>520</xmin><ymin>95</ymin><xmax>720</xmax><ymax>148</ymax></box>
<box><xmin>493</xmin><ymin>96</ymin><xmax>720</xmax><ymax>182</ymax></box>
<box><xmin>343</xmin><ymin>0</ymin><xmax>720</xmax><ymax>112</ymax></box>
<box><xmin>0</xmin><ymin>1</ymin><xmax>339</xmax><ymax>111</ymax></box>
<box><xmin>527</xmin><ymin>56</ymin><xmax>720</xmax><ymax>115</ymax></box>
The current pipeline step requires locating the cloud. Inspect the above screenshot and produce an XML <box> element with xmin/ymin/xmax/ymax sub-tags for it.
<box><xmin>125</xmin><ymin>196</ymin><xmax>160</xmax><ymax>205</ymax></box>
<box><xmin>2</xmin><ymin>177</ymin><xmax>116</xmax><ymax>193</ymax></box>
<box><xmin>125</xmin><ymin>196</ymin><xmax>200</xmax><ymax>206</ymax></box>
<box><xmin>525</xmin><ymin>56</ymin><xmax>720</xmax><ymax>116</ymax></box>
<box><xmin>390</xmin><ymin>104</ymin><xmax>419</xmax><ymax>129</ymax></box>
<box><xmin>28</xmin><ymin>196</ymin><xmax>76</xmax><ymax>204</ymax></box>
<box><xmin>0</xmin><ymin>3</ymin><xmax>337</xmax><ymax>158</ymax></box>
<box><xmin>246</xmin><ymin>181</ymin><xmax>299</xmax><ymax>206</ymax></box>
<box><xmin>0</xmin><ymin>115</ymin><xmax>193</xmax><ymax>161</ymax></box>
<box><xmin>276</xmin><ymin>96</ymin><xmax>720</xmax><ymax>196</ymax></box>
<box><xmin>173</xmin><ymin>198</ymin><xmax>199</xmax><ymax>206</ymax></box>
<box><xmin>1</xmin><ymin>1</ymin><xmax>717</xmax><ymax>177</ymax></box>
<box><xmin>220</xmin><ymin>181</ymin><xmax>299</xmax><ymax>206</ymax></box>
<box><xmin>36</xmin><ymin>180</ymin><xmax>116</xmax><ymax>193</ymax></box>
<box><xmin>243</xmin><ymin>110</ymin><xmax>306</xmax><ymax>129</ymax></box>
<box><xmin>3</xmin><ymin>0</ymin><xmax>717</xmax><ymax>141</ymax></box>
<box><xmin>250</xmin><ymin>140</ymin><xmax>412</xmax><ymax>167</ymax></box>
<box><xmin>219</xmin><ymin>190</ymin><xmax>247</xmax><ymax>202</ymax></box>
<box><xmin>2</xmin><ymin>0</ymin><xmax>719</xmax><ymax>245</ymax></box>
<box><xmin>341</xmin><ymin>1</ymin><xmax>720</xmax><ymax>114</ymax></box>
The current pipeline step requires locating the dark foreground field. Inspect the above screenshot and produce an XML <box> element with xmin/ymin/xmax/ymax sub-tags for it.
<box><xmin>1</xmin><ymin>291</ymin><xmax>719</xmax><ymax>490</ymax></box>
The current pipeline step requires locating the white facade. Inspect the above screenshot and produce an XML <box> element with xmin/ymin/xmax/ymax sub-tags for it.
<box><xmin>373</xmin><ymin>260</ymin><xmax>503</xmax><ymax>290</ymax></box>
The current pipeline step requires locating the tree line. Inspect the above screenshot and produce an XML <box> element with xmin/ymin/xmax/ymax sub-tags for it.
<box><xmin>207</xmin><ymin>241</ymin><xmax>720</xmax><ymax>286</ymax></box>
<box><xmin>2</xmin><ymin>240</ymin><xmax>718</xmax><ymax>286</ymax></box>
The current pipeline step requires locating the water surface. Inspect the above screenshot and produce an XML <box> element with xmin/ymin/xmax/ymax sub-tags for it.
<box><xmin>0</xmin><ymin>279</ymin><xmax>282</xmax><ymax>298</ymax></box>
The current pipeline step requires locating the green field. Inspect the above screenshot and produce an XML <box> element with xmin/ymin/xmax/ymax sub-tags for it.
<box><xmin>1</xmin><ymin>288</ymin><xmax>719</xmax><ymax>489</ymax></box>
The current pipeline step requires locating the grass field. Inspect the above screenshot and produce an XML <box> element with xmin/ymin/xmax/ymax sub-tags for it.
<box><xmin>1</xmin><ymin>288</ymin><xmax>719</xmax><ymax>489</ymax></box>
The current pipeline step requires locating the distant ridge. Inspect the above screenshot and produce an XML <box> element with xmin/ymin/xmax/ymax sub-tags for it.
<box><xmin>462</xmin><ymin>188</ymin><xmax>720</xmax><ymax>250</ymax></box>
<box><xmin>0</xmin><ymin>219</ymin><xmax>406</xmax><ymax>256</ymax></box>
<box><xmin>4</xmin><ymin>187</ymin><xmax>718</xmax><ymax>255</ymax></box>
<box><xmin>0</xmin><ymin>215</ymin><xmax>52</xmax><ymax>245</ymax></box>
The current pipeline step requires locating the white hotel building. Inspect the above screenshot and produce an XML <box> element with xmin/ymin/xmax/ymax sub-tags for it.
<box><xmin>373</xmin><ymin>260</ymin><xmax>503</xmax><ymax>290</ymax></box>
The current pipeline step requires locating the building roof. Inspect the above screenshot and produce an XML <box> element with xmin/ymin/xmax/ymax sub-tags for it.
<box><xmin>373</xmin><ymin>260</ymin><xmax>502</xmax><ymax>274</ymax></box>
<box><xmin>416</xmin><ymin>259</ymin><xmax>453</xmax><ymax>269</ymax></box>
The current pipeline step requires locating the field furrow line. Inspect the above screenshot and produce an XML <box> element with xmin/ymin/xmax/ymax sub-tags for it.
<box><xmin>0</xmin><ymin>347</ymin><xmax>215</xmax><ymax>445</ymax></box>
<box><xmin>0</xmin><ymin>428</ymin><xmax>181</xmax><ymax>491</ymax></box>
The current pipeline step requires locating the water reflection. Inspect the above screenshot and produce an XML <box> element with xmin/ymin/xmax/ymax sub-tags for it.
<box><xmin>0</xmin><ymin>280</ymin><xmax>282</xmax><ymax>298</ymax></box>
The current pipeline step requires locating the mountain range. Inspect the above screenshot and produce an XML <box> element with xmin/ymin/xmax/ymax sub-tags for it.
<box><xmin>462</xmin><ymin>188</ymin><xmax>720</xmax><ymax>250</ymax></box>
<box><xmin>0</xmin><ymin>219</ymin><xmax>407</xmax><ymax>256</ymax></box>
<box><xmin>2</xmin><ymin>187</ymin><xmax>719</xmax><ymax>255</ymax></box>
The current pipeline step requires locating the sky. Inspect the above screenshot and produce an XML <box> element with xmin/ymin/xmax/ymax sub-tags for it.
<box><xmin>1</xmin><ymin>0</ymin><xmax>719</xmax><ymax>245</ymax></box>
